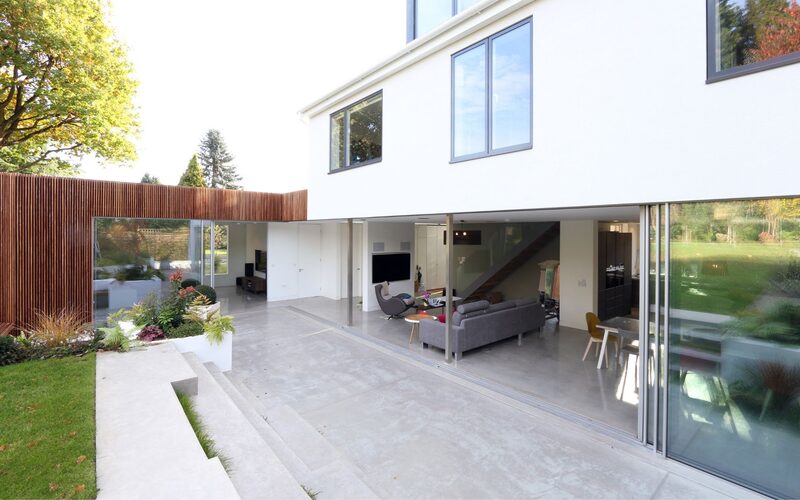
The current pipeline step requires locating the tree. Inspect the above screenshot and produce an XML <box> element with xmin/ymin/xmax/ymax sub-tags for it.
<box><xmin>178</xmin><ymin>154</ymin><xmax>206</xmax><ymax>187</ymax></box>
<box><xmin>0</xmin><ymin>0</ymin><xmax>138</xmax><ymax>175</ymax></box>
<box><xmin>140</xmin><ymin>173</ymin><xmax>160</xmax><ymax>184</ymax></box>
<box><xmin>197</xmin><ymin>130</ymin><xmax>241</xmax><ymax>189</ymax></box>
<box><xmin>751</xmin><ymin>0</ymin><xmax>800</xmax><ymax>61</ymax></box>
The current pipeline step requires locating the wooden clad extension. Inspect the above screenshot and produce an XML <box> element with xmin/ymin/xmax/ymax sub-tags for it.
<box><xmin>0</xmin><ymin>172</ymin><xmax>307</xmax><ymax>328</ymax></box>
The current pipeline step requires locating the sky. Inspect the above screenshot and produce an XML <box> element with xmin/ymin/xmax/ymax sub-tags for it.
<box><xmin>79</xmin><ymin>0</ymin><xmax>406</xmax><ymax>192</ymax></box>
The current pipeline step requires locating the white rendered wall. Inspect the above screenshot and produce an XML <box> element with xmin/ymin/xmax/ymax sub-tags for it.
<box><xmin>361</xmin><ymin>221</ymin><xmax>416</xmax><ymax>312</ymax></box>
<box><xmin>559</xmin><ymin>220</ymin><xmax>598</xmax><ymax>330</ymax></box>
<box><xmin>305</xmin><ymin>0</ymin><xmax>800</xmax><ymax>221</ymax></box>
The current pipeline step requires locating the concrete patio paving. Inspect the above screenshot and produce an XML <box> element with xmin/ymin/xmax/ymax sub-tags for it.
<box><xmin>228</xmin><ymin>304</ymin><xmax>759</xmax><ymax>499</ymax></box>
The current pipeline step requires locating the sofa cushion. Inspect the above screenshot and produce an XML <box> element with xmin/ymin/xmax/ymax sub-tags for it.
<box><xmin>487</xmin><ymin>301</ymin><xmax>516</xmax><ymax>314</ymax></box>
<box><xmin>457</xmin><ymin>300</ymin><xmax>490</xmax><ymax>315</ymax></box>
<box><xmin>514</xmin><ymin>298</ymin><xmax>537</xmax><ymax>307</ymax></box>
<box><xmin>452</xmin><ymin>308</ymin><xmax>486</xmax><ymax>326</ymax></box>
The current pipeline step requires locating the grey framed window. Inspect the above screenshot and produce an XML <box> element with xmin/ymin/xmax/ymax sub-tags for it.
<box><xmin>451</xmin><ymin>18</ymin><xmax>532</xmax><ymax>163</ymax></box>
<box><xmin>329</xmin><ymin>91</ymin><xmax>383</xmax><ymax>173</ymax></box>
<box><xmin>707</xmin><ymin>0</ymin><xmax>800</xmax><ymax>83</ymax></box>
<box><xmin>407</xmin><ymin>0</ymin><xmax>482</xmax><ymax>41</ymax></box>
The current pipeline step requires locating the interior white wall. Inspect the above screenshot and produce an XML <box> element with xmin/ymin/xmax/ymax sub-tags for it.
<box><xmin>559</xmin><ymin>220</ymin><xmax>598</xmax><ymax>330</ymax></box>
<box><xmin>320</xmin><ymin>221</ymin><xmax>342</xmax><ymax>300</ymax></box>
<box><xmin>339</xmin><ymin>223</ymin><xmax>364</xmax><ymax>300</ymax></box>
<box><xmin>361</xmin><ymin>221</ymin><xmax>415</xmax><ymax>312</ymax></box>
<box><xmin>305</xmin><ymin>0</ymin><xmax>800</xmax><ymax>221</ymax></box>
<box><xmin>267</xmin><ymin>223</ymin><xmax>299</xmax><ymax>301</ymax></box>
<box><xmin>245</xmin><ymin>223</ymin><xmax>267</xmax><ymax>280</ymax></box>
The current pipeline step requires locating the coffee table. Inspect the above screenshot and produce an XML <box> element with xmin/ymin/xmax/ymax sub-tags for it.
<box><xmin>404</xmin><ymin>313</ymin><xmax>437</xmax><ymax>344</ymax></box>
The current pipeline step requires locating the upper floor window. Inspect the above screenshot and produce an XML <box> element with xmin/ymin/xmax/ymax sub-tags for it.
<box><xmin>708</xmin><ymin>0</ymin><xmax>800</xmax><ymax>82</ymax></box>
<box><xmin>330</xmin><ymin>92</ymin><xmax>383</xmax><ymax>172</ymax></box>
<box><xmin>452</xmin><ymin>19</ymin><xmax>532</xmax><ymax>162</ymax></box>
<box><xmin>409</xmin><ymin>0</ymin><xmax>483</xmax><ymax>40</ymax></box>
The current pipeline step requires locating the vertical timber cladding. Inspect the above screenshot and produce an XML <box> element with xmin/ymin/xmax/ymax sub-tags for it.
<box><xmin>0</xmin><ymin>172</ymin><xmax>307</xmax><ymax>328</ymax></box>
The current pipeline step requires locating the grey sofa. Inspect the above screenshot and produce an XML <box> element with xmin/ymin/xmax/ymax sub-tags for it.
<box><xmin>419</xmin><ymin>298</ymin><xmax>545</xmax><ymax>360</ymax></box>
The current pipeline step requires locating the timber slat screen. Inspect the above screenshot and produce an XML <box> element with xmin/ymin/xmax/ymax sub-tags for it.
<box><xmin>0</xmin><ymin>172</ymin><xmax>307</xmax><ymax>328</ymax></box>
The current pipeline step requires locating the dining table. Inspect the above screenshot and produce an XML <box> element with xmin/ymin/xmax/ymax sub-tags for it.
<box><xmin>596</xmin><ymin>316</ymin><xmax>640</xmax><ymax>369</ymax></box>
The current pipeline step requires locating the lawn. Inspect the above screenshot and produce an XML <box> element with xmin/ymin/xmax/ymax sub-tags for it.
<box><xmin>0</xmin><ymin>354</ymin><xmax>96</xmax><ymax>499</ymax></box>
<box><xmin>669</xmin><ymin>241</ymin><xmax>799</xmax><ymax>315</ymax></box>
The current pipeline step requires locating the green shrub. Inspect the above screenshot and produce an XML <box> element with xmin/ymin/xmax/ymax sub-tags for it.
<box><xmin>168</xmin><ymin>321</ymin><xmax>204</xmax><ymax>339</ymax></box>
<box><xmin>0</xmin><ymin>336</ymin><xmax>22</xmax><ymax>366</ymax></box>
<box><xmin>98</xmin><ymin>324</ymin><xmax>130</xmax><ymax>351</ymax></box>
<box><xmin>204</xmin><ymin>313</ymin><xmax>234</xmax><ymax>345</ymax></box>
<box><xmin>181</xmin><ymin>278</ymin><xmax>200</xmax><ymax>288</ymax></box>
<box><xmin>194</xmin><ymin>285</ymin><xmax>217</xmax><ymax>304</ymax></box>
<box><xmin>130</xmin><ymin>292</ymin><xmax>160</xmax><ymax>327</ymax></box>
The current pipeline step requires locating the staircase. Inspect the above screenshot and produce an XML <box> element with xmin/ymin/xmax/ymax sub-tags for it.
<box><xmin>182</xmin><ymin>353</ymin><xmax>378</xmax><ymax>500</ymax></box>
<box><xmin>462</xmin><ymin>222</ymin><xmax>560</xmax><ymax>302</ymax></box>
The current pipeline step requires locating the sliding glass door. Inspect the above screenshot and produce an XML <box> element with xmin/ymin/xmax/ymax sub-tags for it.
<box><xmin>644</xmin><ymin>198</ymin><xmax>800</xmax><ymax>497</ymax></box>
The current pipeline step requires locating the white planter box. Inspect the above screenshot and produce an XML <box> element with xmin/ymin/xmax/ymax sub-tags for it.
<box><xmin>187</xmin><ymin>302</ymin><xmax>220</xmax><ymax>321</ymax></box>
<box><xmin>171</xmin><ymin>331</ymin><xmax>232</xmax><ymax>372</ymax></box>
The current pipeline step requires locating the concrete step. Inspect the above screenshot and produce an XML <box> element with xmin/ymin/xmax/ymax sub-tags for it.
<box><xmin>96</xmin><ymin>344</ymin><xmax>239</xmax><ymax>500</ymax></box>
<box><xmin>222</xmin><ymin>369</ymin><xmax>379</xmax><ymax>500</ymax></box>
<box><xmin>182</xmin><ymin>353</ymin><xmax>308</xmax><ymax>500</ymax></box>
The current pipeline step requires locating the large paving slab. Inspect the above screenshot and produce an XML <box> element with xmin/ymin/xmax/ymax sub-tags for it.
<box><xmin>231</xmin><ymin>306</ymin><xmax>760</xmax><ymax>500</ymax></box>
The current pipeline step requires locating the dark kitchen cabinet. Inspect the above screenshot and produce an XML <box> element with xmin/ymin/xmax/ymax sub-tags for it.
<box><xmin>598</xmin><ymin>231</ymin><xmax>632</xmax><ymax>320</ymax></box>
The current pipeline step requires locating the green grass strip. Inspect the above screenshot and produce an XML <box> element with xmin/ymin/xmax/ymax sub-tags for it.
<box><xmin>0</xmin><ymin>354</ymin><xmax>96</xmax><ymax>499</ymax></box>
<box><xmin>175</xmin><ymin>391</ymin><xmax>229</xmax><ymax>470</ymax></box>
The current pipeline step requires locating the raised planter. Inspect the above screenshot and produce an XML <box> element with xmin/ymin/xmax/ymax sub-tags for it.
<box><xmin>187</xmin><ymin>302</ymin><xmax>221</xmax><ymax>321</ymax></box>
<box><xmin>170</xmin><ymin>331</ymin><xmax>232</xmax><ymax>372</ymax></box>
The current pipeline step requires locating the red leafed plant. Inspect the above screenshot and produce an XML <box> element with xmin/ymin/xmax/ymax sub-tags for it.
<box><xmin>169</xmin><ymin>270</ymin><xmax>183</xmax><ymax>284</ymax></box>
<box><xmin>178</xmin><ymin>286</ymin><xmax>196</xmax><ymax>299</ymax></box>
<box><xmin>751</xmin><ymin>1</ymin><xmax>800</xmax><ymax>62</ymax></box>
<box><xmin>137</xmin><ymin>325</ymin><xmax>165</xmax><ymax>342</ymax></box>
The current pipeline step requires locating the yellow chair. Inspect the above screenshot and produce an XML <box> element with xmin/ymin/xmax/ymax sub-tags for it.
<box><xmin>583</xmin><ymin>312</ymin><xmax>619</xmax><ymax>368</ymax></box>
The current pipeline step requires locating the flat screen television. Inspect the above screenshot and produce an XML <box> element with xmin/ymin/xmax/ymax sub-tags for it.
<box><xmin>372</xmin><ymin>253</ymin><xmax>411</xmax><ymax>284</ymax></box>
<box><xmin>255</xmin><ymin>249</ymin><xmax>267</xmax><ymax>272</ymax></box>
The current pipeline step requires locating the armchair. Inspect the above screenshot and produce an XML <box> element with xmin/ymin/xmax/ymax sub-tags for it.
<box><xmin>374</xmin><ymin>283</ymin><xmax>415</xmax><ymax>319</ymax></box>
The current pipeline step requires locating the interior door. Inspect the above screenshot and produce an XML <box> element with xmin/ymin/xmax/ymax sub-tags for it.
<box><xmin>297</xmin><ymin>224</ymin><xmax>322</xmax><ymax>297</ymax></box>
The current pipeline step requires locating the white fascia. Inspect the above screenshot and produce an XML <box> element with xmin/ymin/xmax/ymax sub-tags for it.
<box><xmin>298</xmin><ymin>0</ymin><xmax>534</xmax><ymax>120</ymax></box>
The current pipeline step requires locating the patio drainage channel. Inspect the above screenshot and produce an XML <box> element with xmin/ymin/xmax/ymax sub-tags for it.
<box><xmin>286</xmin><ymin>306</ymin><xmax>643</xmax><ymax>449</ymax></box>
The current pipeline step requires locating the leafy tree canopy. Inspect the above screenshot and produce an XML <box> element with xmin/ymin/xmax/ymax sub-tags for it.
<box><xmin>0</xmin><ymin>0</ymin><xmax>138</xmax><ymax>175</ymax></box>
<box><xmin>178</xmin><ymin>153</ymin><xmax>206</xmax><ymax>187</ymax></box>
<box><xmin>140</xmin><ymin>172</ymin><xmax>160</xmax><ymax>184</ymax></box>
<box><xmin>198</xmin><ymin>129</ymin><xmax>241</xmax><ymax>190</ymax></box>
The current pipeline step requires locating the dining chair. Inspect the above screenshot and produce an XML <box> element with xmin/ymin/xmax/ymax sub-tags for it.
<box><xmin>583</xmin><ymin>312</ymin><xmax>618</xmax><ymax>368</ymax></box>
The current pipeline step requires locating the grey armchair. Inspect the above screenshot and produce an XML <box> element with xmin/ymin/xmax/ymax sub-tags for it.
<box><xmin>374</xmin><ymin>283</ymin><xmax>415</xmax><ymax>319</ymax></box>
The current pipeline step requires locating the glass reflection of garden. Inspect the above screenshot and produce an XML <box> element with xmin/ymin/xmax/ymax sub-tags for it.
<box><xmin>667</xmin><ymin>198</ymin><xmax>800</xmax><ymax>497</ymax></box>
<box><xmin>93</xmin><ymin>218</ymin><xmax>200</xmax><ymax>319</ymax></box>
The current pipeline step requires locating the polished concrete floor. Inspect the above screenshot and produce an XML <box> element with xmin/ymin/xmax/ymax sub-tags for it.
<box><xmin>268</xmin><ymin>296</ymin><xmax>639</xmax><ymax>435</ymax></box>
<box><xmin>228</xmin><ymin>304</ymin><xmax>753</xmax><ymax>499</ymax></box>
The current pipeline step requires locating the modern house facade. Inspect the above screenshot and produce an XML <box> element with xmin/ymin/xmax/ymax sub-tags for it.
<box><xmin>296</xmin><ymin>0</ymin><xmax>800</xmax><ymax>497</ymax></box>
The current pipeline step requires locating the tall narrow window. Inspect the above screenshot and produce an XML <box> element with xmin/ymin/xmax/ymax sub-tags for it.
<box><xmin>492</xmin><ymin>21</ymin><xmax>532</xmax><ymax>151</ymax></box>
<box><xmin>417</xmin><ymin>0</ymin><xmax>451</xmax><ymax>38</ymax></box>
<box><xmin>451</xmin><ymin>19</ymin><xmax>532</xmax><ymax>162</ymax></box>
<box><xmin>453</xmin><ymin>43</ymin><xmax>487</xmax><ymax>159</ymax></box>
<box><xmin>708</xmin><ymin>0</ymin><xmax>800</xmax><ymax>82</ymax></box>
<box><xmin>329</xmin><ymin>92</ymin><xmax>383</xmax><ymax>172</ymax></box>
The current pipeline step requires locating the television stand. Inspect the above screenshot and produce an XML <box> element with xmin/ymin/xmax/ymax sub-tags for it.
<box><xmin>238</xmin><ymin>275</ymin><xmax>266</xmax><ymax>294</ymax></box>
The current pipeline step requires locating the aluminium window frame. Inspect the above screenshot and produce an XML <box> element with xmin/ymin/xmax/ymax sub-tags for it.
<box><xmin>450</xmin><ymin>17</ymin><xmax>533</xmax><ymax>164</ymax></box>
<box><xmin>706</xmin><ymin>0</ymin><xmax>800</xmax><ymax>83</ymax></box>
<box><xmin>408</xmin><ymin>0</ymin><xmax>479</xmax><ymax>41</ymax></box>
<box><xmin>328</xmin><ymin>90</ymin><xmax>383</xmax><ymax>174</ymax></box>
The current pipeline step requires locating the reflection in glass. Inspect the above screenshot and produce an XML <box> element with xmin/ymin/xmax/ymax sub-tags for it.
<box><xmin>667</xmin><ymin>198</ymin><xmax>800</xmax><ymax>497</ymax></box>
<box><xmin>457</xmin><ymin>0</ymin><xmax>481</xmax><ymax>12</ymax></box>
<box><xmin>714</xmin><ymin>0</ymin><xmax>800</xmax><ymax>71</ymax></box>
<box><xmin>417</xmin><ymin>0</ymin><xmax>452</xmax><ymax>37</ymax></box>
<box><xmin>491</xmin><ymin>22</ymin><xmax>531</xmax><ymax>150</ymax></box>
<box><xmin>453</xmin><ymin>43</ymin><xmax>487</xmax><ymax>158</ymax></box>
<box><xmin>330</xmin><ymin>111</ymin><xmax>345</xmax><ymax>170</ymax></box>
<box><xmin>204</xmin><ymin>224</ymin><xmax>229</xmax><ymax>276</ymax></box>
<box><xmin>348</xmin><ymin>94</ymin><xmax>382</xmax><ymax>165</ymax></box>
<box><xmin>93</xmin><ymin>218</ymin><xmax>197</xmax><ymax>320</ymax></box>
